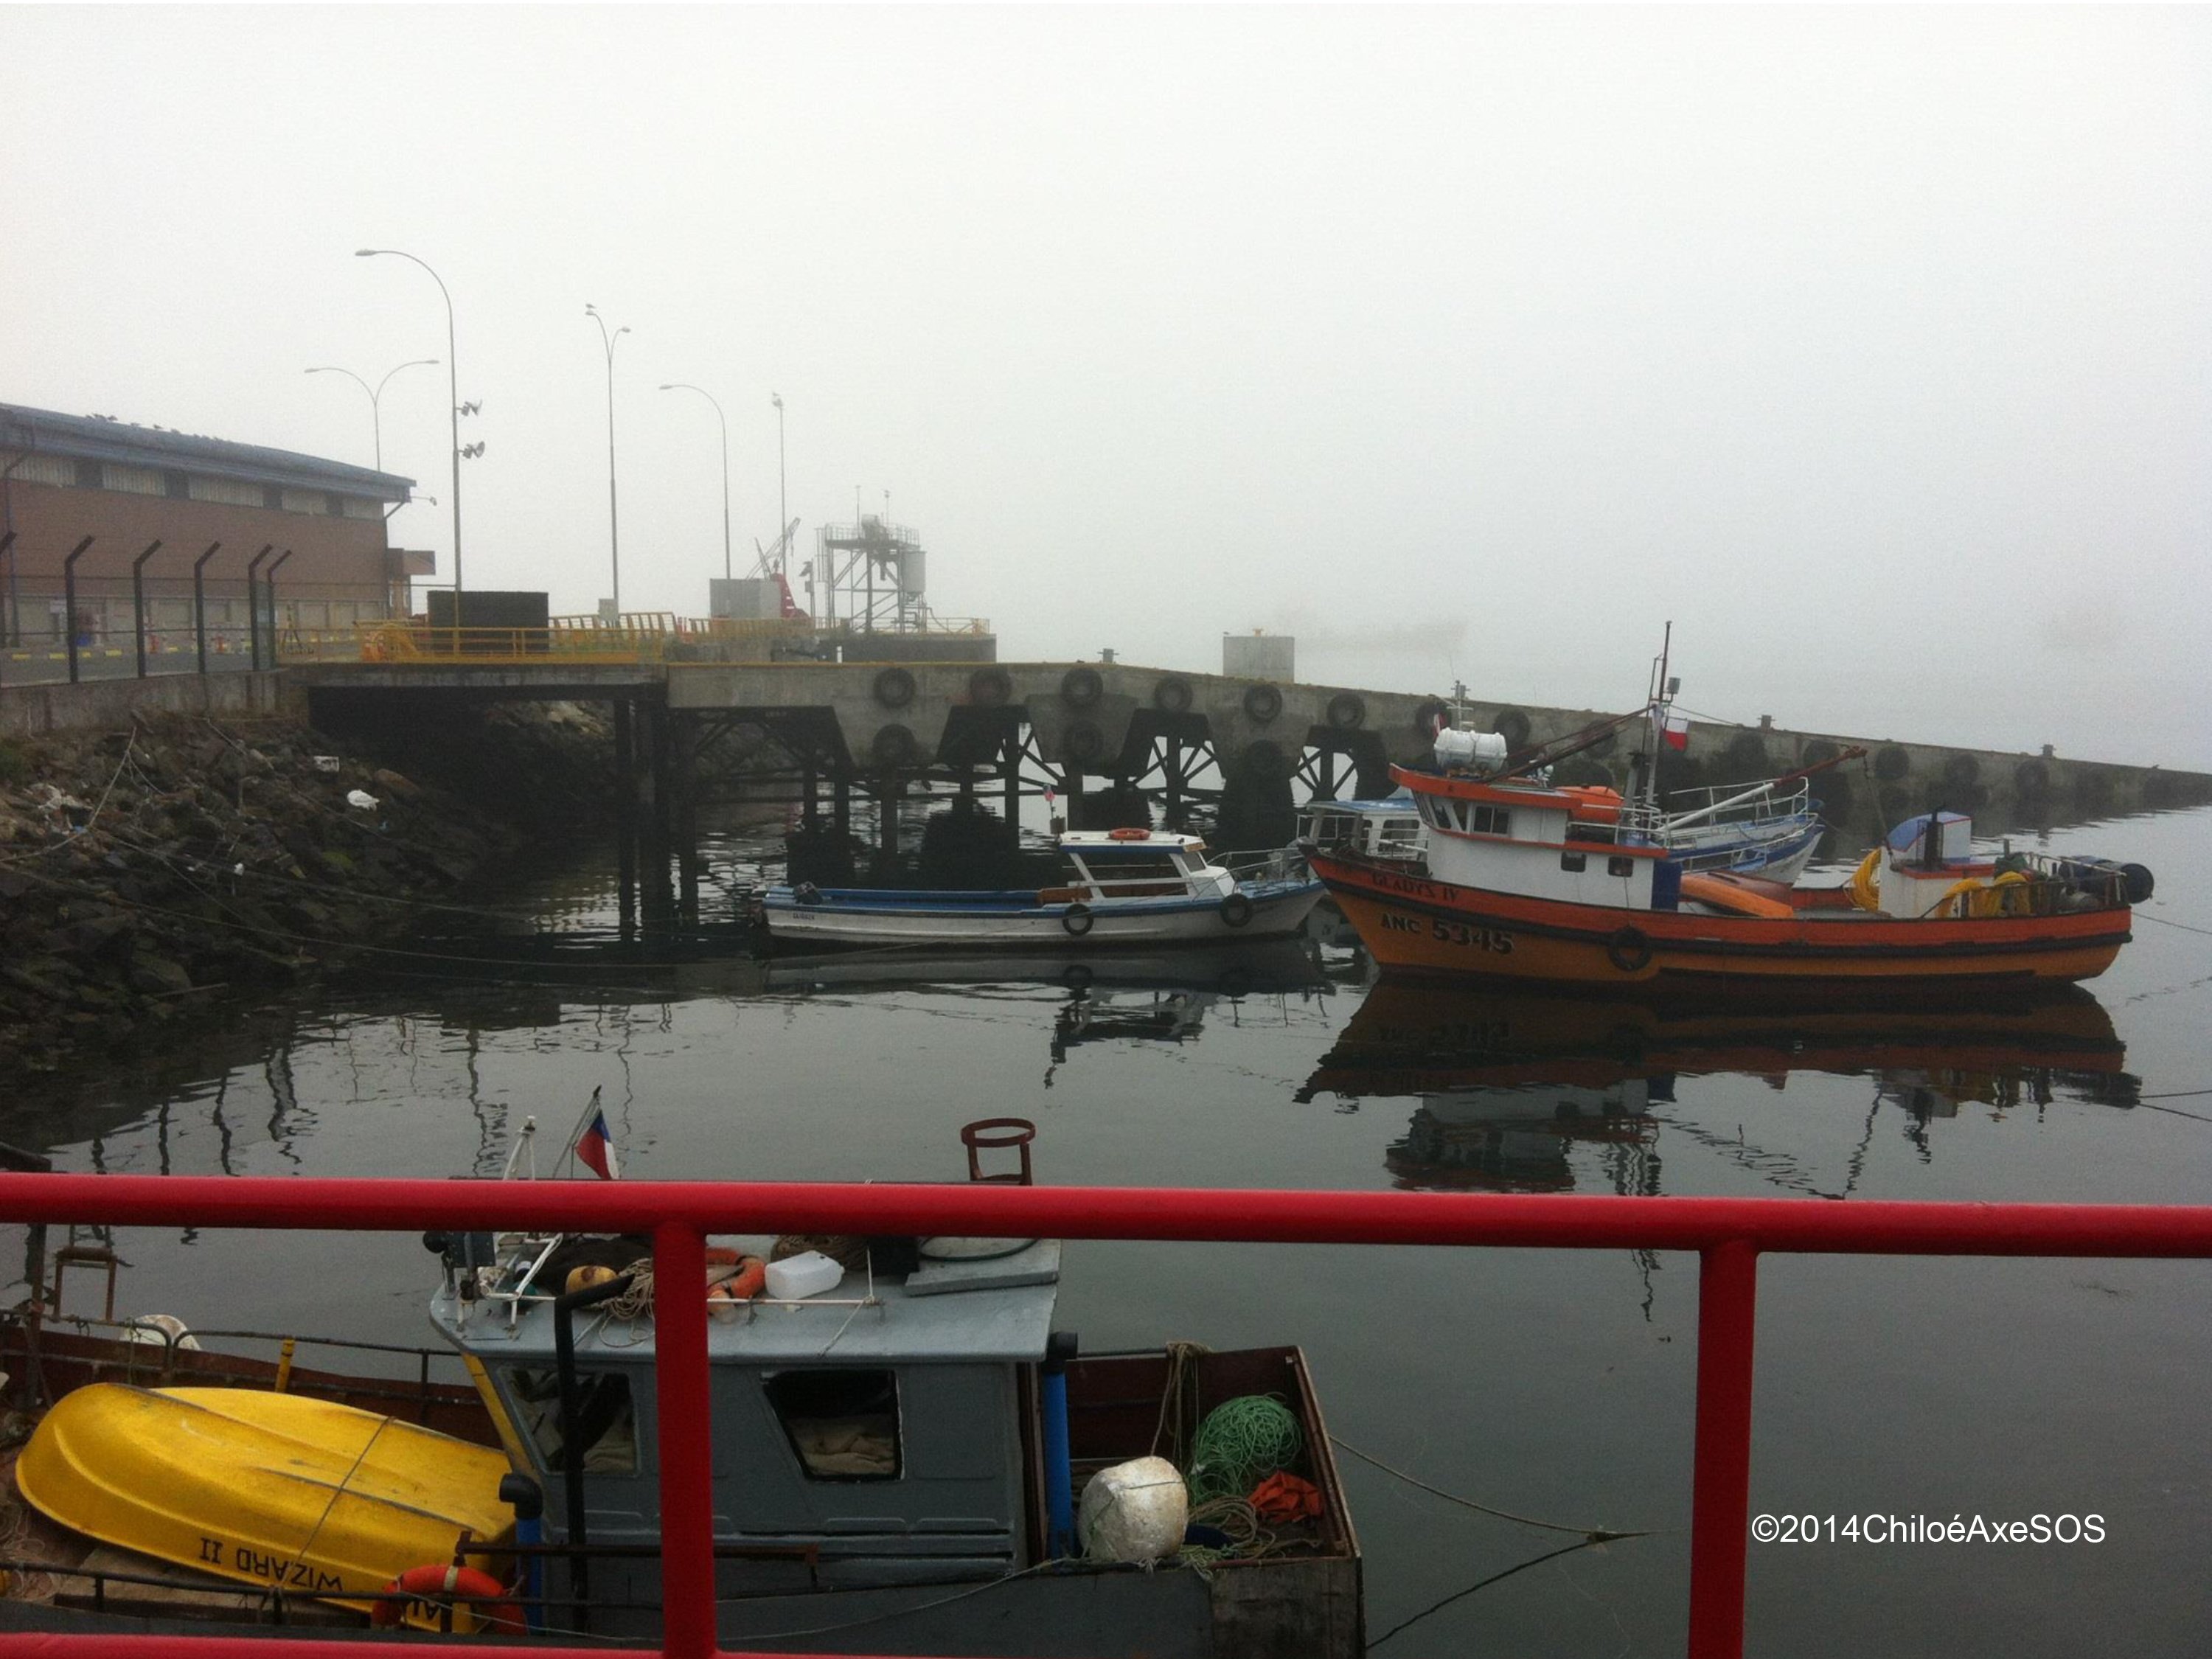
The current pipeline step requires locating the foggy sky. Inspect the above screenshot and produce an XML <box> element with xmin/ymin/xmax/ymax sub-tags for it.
<box><xmin>4</xmin><ymin>6</ymin><xmax>2207</xmax><ymax>768</ymax></box>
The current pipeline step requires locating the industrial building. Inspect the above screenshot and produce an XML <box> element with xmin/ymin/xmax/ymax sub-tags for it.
<box><xmin>0</xmin><ymin>401</ymin><xmax>427</xmax><ymax>654</ymax></box>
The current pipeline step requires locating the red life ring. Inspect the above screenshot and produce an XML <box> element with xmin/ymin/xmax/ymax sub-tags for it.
<box><xmin>1107</xmin><ymin>826</ymin><xmax>1151</xmax><ymax>841</ymax></box>
<box><xmin>369</xmin><ymin>1562</ymin><xmax>524</xmax><ymax>1632</ymax></box>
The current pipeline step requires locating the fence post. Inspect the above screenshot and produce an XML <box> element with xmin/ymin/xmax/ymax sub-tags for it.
<box><xmin>130</xmin><ymin>540</ymin><xmax>163</xmax><ymax>679</ymax></box>
<box><xmin>192</xmin><ymin>542</ymin><xmax>223</xmax><ymax>675</ymax></box>
<box><xmin>652</xmin><ymin>1220</ymin><xmax>717</xmax><ymax>1659</ymax></box>
<box><xmin>60</xmin><ymin>537</ymin><xmax>94</xmax><ymax>684</ymax></box>
<box><xmin>0</xmin><ymin>530</ymin><xmax>13</xmax><ymax>685</ymax></box>
<box><xmin>244</xmin><ymin>546</ymin><xmax>276</xmax><ymax>670</ymax></box>
<box><xmin>264</xmin><ymin>550</ymin><xmax>294</xmax><ymax>663</ymax></box>
<box><xmin>1687</xmin><ymin>1238</ymin><xmax>1759</xmax><ymax>1659</ymax></box>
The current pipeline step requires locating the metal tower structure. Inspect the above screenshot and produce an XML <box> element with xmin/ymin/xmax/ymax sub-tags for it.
<box><xmin>813</xmin><ymin>514</ymin><xmax>927</xmax><ymax>633</ymax></box>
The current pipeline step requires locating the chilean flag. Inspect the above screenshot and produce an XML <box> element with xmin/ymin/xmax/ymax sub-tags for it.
<box><xmin>575</xmin><ymin>1108</ymin><xmax>620</xmax><ymax>1180</ymax></box>
<box><xmin>1660</xmin><ymin>710</ymin><xmax>1691</xmax><ymax>752</ymax></box>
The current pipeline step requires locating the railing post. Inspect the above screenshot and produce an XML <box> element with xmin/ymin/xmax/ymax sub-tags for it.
<box><xmin>191</xmin><ymin>541</ymin><xmax>222</xmax><ymax>674</ymax></box>
<box><xmin>1687</xmin><ymin>1239</ymin><xmax>1759</xmax><ymax>1659</ymax></box>
<box><xmin>130</xmin><ymin>540</ymin><xmax>163</xmax><ymax>679</ymax></box>
<box><xmin>60</xmin><ymin>537</ymin><xmax>94</xmax><ymax>684</ymax></box>
<box><xmin>652</xmin><ymin>1220</ymin><xmax>717</xmax><ymax>1659</ymax></box>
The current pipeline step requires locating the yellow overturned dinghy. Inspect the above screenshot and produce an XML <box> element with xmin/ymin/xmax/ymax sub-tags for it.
<box><xmin>16</xmin><ymin>1383</ymin><xmax>517</xmax><ymax>1630</ymax></box>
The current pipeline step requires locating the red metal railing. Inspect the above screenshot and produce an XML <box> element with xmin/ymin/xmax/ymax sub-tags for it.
<box><xmin>1</xmin><ymin>1175</ymin><xmax>2208</xmax><ymax>1659</ymax></box>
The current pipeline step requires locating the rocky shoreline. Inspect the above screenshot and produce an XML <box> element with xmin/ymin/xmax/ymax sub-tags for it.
<box><xmin>0</xmin><ymin>704</ymin><xmax>611</xmax><ymax>1071</ymax></box>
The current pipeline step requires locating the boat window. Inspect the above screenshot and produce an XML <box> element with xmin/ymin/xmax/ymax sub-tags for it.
<box><xmin>764</xmin><ymin>1368</ymin><xmax>902</xmax><ymax>1481</ymax></box>
<box><xmin>1560</xmin><ymin>852</ymin><xmax>1587</xmax><ymax>872</ymax></box>
<box><xmin>1607</xmin><ymin>856</ymin><xmax>1635</xmax><ymax>877</ymax></box>
<box><xmin>504</xmin><ymin>1367</ymin><xmax>639</xmax><ymax>1476</ymax></box>
<box><xmin>1468</xmin><ymin>804</ymin><xmax>1511</xmax><ymax>836</ymax></box>
<box><xmin>1084</xmin><ymin>852</ymin><xmax>1186</xmax><ymax>886</ymax></box>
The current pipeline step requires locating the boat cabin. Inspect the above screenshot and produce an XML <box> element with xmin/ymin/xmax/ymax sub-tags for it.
<box><xmin>1393</xmin><ymin>766</ymin><xmax>1678</xmax><ymax>911</ymax></box>
<box><xmin>437</xmin><ymin>1239</ymin><xmax>1056</xmax><ymax>1611</ymax></box>
<box><xmin>1296</xmin><ymin>799</ymin><xmax>1425</xmax><ymax>865</ymax></box>
<box><xmin>1048</xmin><ymin>831</ymin><xmax>1234</xmax><ymax>904</ymax></box>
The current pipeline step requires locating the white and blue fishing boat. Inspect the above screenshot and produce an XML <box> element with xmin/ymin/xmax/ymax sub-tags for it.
<box><xmin>759</xmin><ymin>830</ymin><xmax>1324</xmax><ymax>948</ymax></box>
<box><xmin>1300</xmin><ymin>776</ymin><xmax>1827</xmax><ymax>885</ymax></box>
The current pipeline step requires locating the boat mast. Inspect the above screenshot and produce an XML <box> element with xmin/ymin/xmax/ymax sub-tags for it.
<box><xmin>1639</xmin><ymin>622</ymin><xmax>1673</xmax><ymax>821</ymax></box>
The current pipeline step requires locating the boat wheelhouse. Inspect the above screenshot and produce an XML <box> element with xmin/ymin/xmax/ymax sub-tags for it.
<box><xmin>759</xmin><ymin>830</ymin><xmax>1323</xmax><ymax>947</ymax></box>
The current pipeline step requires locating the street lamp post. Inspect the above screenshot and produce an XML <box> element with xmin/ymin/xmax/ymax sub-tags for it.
<box><xmin>587</xmin><ymin>305</ymin><xmax>630</xmax><ymax>618</ymax></box>
<box><xmin>305</xmin><ymin>359</ymin><xmax>439</xmax><ymax>470</ymax></box>
<box><xmin>658</xmin><ymin>383</ymin><xmax>731</xmax><ymax>583</ymax></box>
<box><xmin>355</xmin><ymin>249</ymin><xmax>463</xmax><ymax>623</ymax></box>
<box><xmin>772</xmin><ymin>392</ymin><xmax>796</xmax><ymax>605</ymax></box>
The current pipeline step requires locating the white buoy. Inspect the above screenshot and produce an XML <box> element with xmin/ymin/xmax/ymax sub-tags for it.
<box><xmin>1079</xmin><ymin>1455</ymin><xmax>1189</xmax><ymax>1563</ymax></box>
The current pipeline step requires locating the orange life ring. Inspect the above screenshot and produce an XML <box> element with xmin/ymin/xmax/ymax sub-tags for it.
<box><xmin>703</xmin><ymin>1245</ymin><xmax>743</xmax><ymax>1268</ymax></box>
<box><xmin>708</xmin><ymin>1255</ymin><xmax>768</xmax><ymax>1317</ymax></box>
<box><xmin>369</xmin><ymin>1563</ymin><xmax>523</xmax><ymax>1633</ymax></box>
<box><xmin>1107</xmin><ymin>827</ymin><xmax>1151</xmax><ymax>841</ymax></box>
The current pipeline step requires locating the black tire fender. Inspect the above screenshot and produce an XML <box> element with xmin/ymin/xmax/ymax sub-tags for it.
<box><xmin>1064</xmin><ymin>720</ymin><xmax>1106</xmax><ymax>765</ymax></box>
<box><xmin>1062</xmin><ymin>902</ymin><xmax>1094</xmax><ymax>937</ymax></box>
<box><xmin>870</xmin><ymin>723</ymin><xmax>919</xmax><ymax>766</ymax></box>
<box><xmin>1061</xmin><ymin>667</ymin><xmax>1104</xmax><ymax>708</ymax></box>
<box><xmin>872</xmin><ymin>667</ymin><xmax>917</xmax><ymax>709</ymax></box>
<box><xmin>1220</xmin><ymin>891</ymin><xmax>1254</xmax><ymax>928</ymax></box>
<box><xmin>1242</xmin><ymin>683</ymin><xmax>1283</xmax><ymax>723</ymax></box>
<box><xmin>1605</xmin><ymin>925</ymin><xmax>1653</xmax><ymax>974</ymax></box>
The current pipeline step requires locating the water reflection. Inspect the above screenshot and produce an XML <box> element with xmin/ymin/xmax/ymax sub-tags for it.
<box><xmin>1301</xmin><ymin>981</ymin><xmax>2138</xmax><ymax>1194</ymax></box>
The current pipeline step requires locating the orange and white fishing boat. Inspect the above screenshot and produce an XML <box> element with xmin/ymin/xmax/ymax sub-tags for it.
<box><xmin>1304</xmin><ymin>738</ymin><xmax>2151</xmax><ymax>994</ymax></box>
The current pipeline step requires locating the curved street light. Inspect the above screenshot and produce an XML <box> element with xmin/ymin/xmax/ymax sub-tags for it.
<box><xmin>658</xmin><ymin>383</ymin><xmax>731</xmax><ymax>583</ymax></box>
<box><xmin>304</xmin><ymin>358</ymin><xmax>439</xmax><ymax>471</ymax></box>
<box><xmin>587</xmin><ymin>305</ymin><xmax>631</xmax><ymax>616</ymax></box>
<box><xmin>355</xmin><ymin>249</ymin><xmax>465</xmax><ymax>616</ymax></box>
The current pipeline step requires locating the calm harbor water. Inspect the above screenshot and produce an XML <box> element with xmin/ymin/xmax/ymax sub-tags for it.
<box><xmin>7</xmin><ymin>802</ymin><xmax>2211</xmax><ymax>1656</ymax></box>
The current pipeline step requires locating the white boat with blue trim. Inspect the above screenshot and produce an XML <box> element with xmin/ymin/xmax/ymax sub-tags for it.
<box><xmin>759</xmin><ymin>830</ymin><xmax>1324</xmax><ymax>947</ymax></box>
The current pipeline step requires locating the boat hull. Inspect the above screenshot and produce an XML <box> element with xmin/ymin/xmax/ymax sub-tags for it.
<box><xmin>1308</xmin><ymin>848</ymin><xmax>2130</xmax><ymax>992</ymax></box>
<box><xmin>13</xmin><ymin>1385</ymin><xmax>515</xmax><ymax>1628</ymax></box>
<box><xmin>763</xmin><ymin>879</ymin><xmax>1324</xmax><ymax>948</ymax></box>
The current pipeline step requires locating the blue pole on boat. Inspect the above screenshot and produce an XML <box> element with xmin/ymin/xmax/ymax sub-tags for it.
<box><xmin>499</xmin><ymin>1473</ymin><xmax>546</xmax><ymax>1632</ymax></box>
<box><xmin>1043</xmin><ymin>1330</ymin><xmax>1077</xmax><ymax>1557</ymax></box>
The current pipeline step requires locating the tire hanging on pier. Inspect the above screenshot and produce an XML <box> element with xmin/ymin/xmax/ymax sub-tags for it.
<box><xmin>1062</xmin><ymin>667</ymin><xmax>1104</xmax><ymax>708</ymax></box>
<box><xmin>1242</xmin><ymin>684</ymin><xmax>1282</xmax><ymax>723</ymax></box>
<box><xmin>1153</xmin><ymin>677</ymin><xmax>1194</xmax><ymax>714</ymax></box>
<box><xmin>872</xmin><ymin>667</ymin><xmax>917</xmax><ymax>709</ymax></box>
<box><xmin>1064</xmin><ymin>720</ymin><xmax>1107</xmax><ymax>765</ymax></box>
<box><xmin>1605</xmin><ymin>926</ymin><xmax>1653</xmax><ymax>974</ymax></box>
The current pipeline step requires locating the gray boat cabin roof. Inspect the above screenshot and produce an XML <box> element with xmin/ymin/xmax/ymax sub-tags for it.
<box><xmin>431</xmin><ymin>1237</ymin><xmax>1062</xmax><ymax>1366</ymax></box>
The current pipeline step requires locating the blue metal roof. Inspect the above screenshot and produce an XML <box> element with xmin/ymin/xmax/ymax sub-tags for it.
<box><xmin>0</xmin><ymin>400</ymin><xmax>413</xmax><ymax>501</ymax></box>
